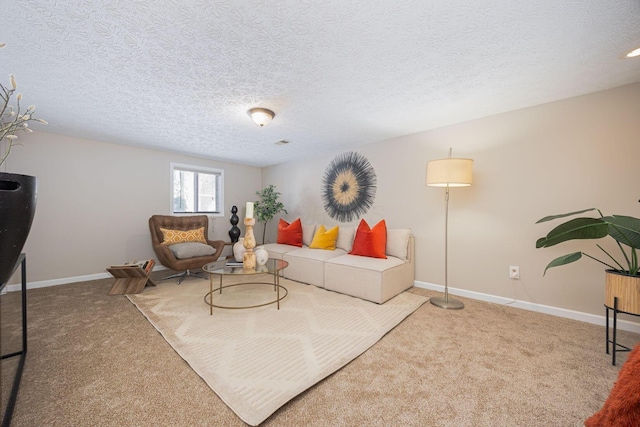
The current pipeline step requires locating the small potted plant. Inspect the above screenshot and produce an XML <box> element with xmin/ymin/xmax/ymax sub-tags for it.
<box><xmin>536</xmin><ymin>207</ymin><xmax>640</xmax><ymax>313</ymax></box>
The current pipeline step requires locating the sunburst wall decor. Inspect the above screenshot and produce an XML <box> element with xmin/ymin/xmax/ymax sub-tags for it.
<box><xmin>321</xmin><ymin>152</ymin><xmax>377</xmax><ymax>222</ymax></box>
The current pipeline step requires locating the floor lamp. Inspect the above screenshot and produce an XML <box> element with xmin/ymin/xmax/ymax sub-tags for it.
<box><xmin>426</xmin><ymin>148</ymin><xmax>473</xmax><ymax>310</ymax></box>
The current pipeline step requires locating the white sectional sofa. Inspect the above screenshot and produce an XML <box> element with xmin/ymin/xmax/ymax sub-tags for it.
<box><xmin>261</xmin><ymin>224</ymin><xmax>415</xmax><ymax>304</ymax></box>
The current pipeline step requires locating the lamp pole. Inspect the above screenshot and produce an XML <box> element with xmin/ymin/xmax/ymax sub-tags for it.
<box><xmin>428</xmin><ymin>147</ymin><xmax>468</xmax><ymax>310</ymax></box>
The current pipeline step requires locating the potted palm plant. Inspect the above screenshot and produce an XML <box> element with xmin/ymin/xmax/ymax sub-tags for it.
<box><xmin>536</xmin><ymin>207</ymin><xmax>640</xmax><ymax>314</ymax></box>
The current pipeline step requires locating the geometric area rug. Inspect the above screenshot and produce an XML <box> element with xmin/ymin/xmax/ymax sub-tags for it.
<box><xmin>127</xmin><ymin>277</ymin><xmax>428</xmax><ymax>425</ymax></box>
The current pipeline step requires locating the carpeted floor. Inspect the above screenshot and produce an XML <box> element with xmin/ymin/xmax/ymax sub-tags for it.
<box><xmin>4</xmin><ymin>272</ymin><xmax>639</xmax><ymax>426</ymax></box>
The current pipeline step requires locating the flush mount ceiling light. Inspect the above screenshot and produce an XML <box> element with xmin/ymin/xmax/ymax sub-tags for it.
<box><xmin>626</xmin><ymin>46</ymin><xmax>640</xmax><ymax>58</ymax></box>
<box><xmin>247</xmin><ymin>108</ymin><xmax>275</xmax><ymax>127</ymax></box>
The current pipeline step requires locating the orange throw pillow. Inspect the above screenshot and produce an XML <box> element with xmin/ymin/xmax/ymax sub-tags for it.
<box><xmin>585</xmin><ymin>343</ymin><xmax>640</xmax><ymax>427</ymax></box>
<box><xmin>349</xmin><ymin>219</ymin><xmax>387</xmax><ymax>259</ymax></box>
<box><xmin>277</xmin><ymin>218</ymin><xmax>303</xmax><ymax>247</ymax></box>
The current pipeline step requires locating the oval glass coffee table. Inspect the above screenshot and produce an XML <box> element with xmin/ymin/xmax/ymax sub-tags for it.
<box><xmin>202</xmin><ymin>259</ymin><xmax>288</xmax><ymax>315</ymax></box>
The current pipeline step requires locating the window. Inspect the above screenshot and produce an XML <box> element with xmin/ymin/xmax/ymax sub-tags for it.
<box><xmin>171</xmin><ymin>163</ymin><xmax>224</xmax><ymax>215</ymax></box>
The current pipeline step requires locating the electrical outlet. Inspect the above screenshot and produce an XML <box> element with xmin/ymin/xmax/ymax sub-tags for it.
<box><xmin>509</xmin><ymin>266</ymin><xmax>520</xmax><ymax>280</ymax></box>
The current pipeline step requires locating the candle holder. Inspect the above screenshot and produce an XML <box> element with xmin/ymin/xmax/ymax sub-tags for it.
<box><xmin>243</xmin><ymin>217</ymin><xmax>257</xmax><ymax>269</ymax></box>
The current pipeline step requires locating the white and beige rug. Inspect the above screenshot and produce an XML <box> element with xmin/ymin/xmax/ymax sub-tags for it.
<box><xmin>127</xmin><ymin>277</ymin><xmax>427</xmax><ymax>426</ymax></box>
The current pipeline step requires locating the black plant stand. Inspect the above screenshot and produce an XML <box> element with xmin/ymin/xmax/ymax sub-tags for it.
<box><xmin>1</xmin><ymin>253</ymin><xmax>27</xmax><ymax>427</ymax></box>
<box><xmin>605</xmin><ymin>296</ymin><xmax>639</xmax><ymax>366</ymax></box>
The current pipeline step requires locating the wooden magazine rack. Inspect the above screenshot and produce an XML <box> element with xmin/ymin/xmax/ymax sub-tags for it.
<box><xmin>107</xmin><ymin>263</ymin><xmax>156</xmax><ymax>295</ymax></box>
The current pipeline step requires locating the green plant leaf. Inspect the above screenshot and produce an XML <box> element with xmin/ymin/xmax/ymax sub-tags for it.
<box><xmin>544</xmin><ymin>252</ymin><xmax>582</xmax><ymax>275</ymax></box>
<box><xmin>537</xmin><ymin>217</ymin><xmax>609</xmax><ymax>247</ymax></box>
<box><xmin>535</xmin><ymin>208</ymin><xmax>598</xmax><ymax>224</ymax></box>
<box><xmin>602</xmin><ymin>215</ymin><xmax>640</xmax><ymax>249</ymax></box>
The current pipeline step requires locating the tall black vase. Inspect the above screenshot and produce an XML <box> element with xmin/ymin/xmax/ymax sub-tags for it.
<box><xmin>0</xmin><ymin>173</ymin><xmax>37</xmax><ymax>285</ymax></box>
<box><xmin>228</xmin><ymin>205</ymin><xmax>241</xmax><ymax>243</ymax></box>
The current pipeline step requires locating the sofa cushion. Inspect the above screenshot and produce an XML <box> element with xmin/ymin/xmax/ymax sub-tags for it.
<box><xmin>350</xmin><ymin>219</ymin><xmax>387</xmax><ymax>259</ymax></box>
<box><xmin>277</xmin><ymin>218</ymin><xmax>303</xmax><ymax>247</ymax></box>
<box><xmin>261</xmin><ymin>243</ymin><xmax>300</xmax><ymax>260</ymax></box>
<box><xmin>326</xmin><ymin>253</ymin><xmax>405</xmax><ymax>271</ymax></box>
<box><xmin>160</xmin><ymin>227</ymin><xmax>207</xmax><ymax>245</ymax></box>
<box><xmin>309</xmin><ymin>225</ymin><xmax>339</xmax><ymax>250</ymax></box>
<box><xmin>168</xmin><ymin>242</ymin><xmax>216</xmax><ymax>259</ymax></box>
<box><xmin>283</xmin><ymin>247</ymin><xmax>347</xmax><ymax>287</ymax></box>
<box><xmin>336</xmin><ymin>226</ymin><xmax>356</xmax><ymax>252</ymax></box>
<box><xmin>386</xmin><ymin>228</ymin><xmax>411</xmax><ymax>261</ymax></box>
<box><xmin>325</xmin><ymin>252</ymin><xmax>413</xmax><ymax>304</ymax></box>
<box><xmin>302</xmin><ymin>223</ymin><xmax>316</xmax><ymax>246</ymax></box>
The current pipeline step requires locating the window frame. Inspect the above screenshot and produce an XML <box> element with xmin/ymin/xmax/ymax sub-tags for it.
<box><xmin>170</xmin><ymin>162</ymin><xmax>224</xmax><ymax>217</ymax></box>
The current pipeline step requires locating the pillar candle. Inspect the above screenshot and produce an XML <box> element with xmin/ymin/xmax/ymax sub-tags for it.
<box><xmin>246</xmin><ymin>202</ymin><xmax>254</xmax><ymax>219</ymax></box>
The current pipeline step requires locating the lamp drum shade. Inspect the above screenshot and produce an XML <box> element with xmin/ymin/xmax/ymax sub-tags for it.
<box><xmin>426</xmin><ymin>158</ymin><xmax>473</xmax><ymax>187</ymax></box>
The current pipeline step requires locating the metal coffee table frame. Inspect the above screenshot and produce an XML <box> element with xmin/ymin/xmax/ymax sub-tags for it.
<box><xmin>202</xmin><ymin>259</ymin><xmax>288</xmax><ymax>315</ymax></box>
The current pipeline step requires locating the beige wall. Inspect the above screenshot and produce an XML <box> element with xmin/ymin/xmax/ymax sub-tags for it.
<box><xmin>3</xmin><ymin>83</ymin><xmax>639</xmax><ymax>318</ymax></box>
<box><xmin>262</xmin><ymin>82</ymin><xmax>640</xmax><ymax>317</ymax></box>
<box><xmin>4</xmin><ymin>132</ymin><xmax>262</xmax><ymax>283</ymax></box>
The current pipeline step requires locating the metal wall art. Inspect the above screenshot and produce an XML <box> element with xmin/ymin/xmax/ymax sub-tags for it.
<box><xmin>321</xmin><ymin>152</ymin><xmax>377</xmax><ymax>222</ymax></box>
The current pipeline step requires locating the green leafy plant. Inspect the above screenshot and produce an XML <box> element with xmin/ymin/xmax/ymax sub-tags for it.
<box><xmin>1</xmin><ymin>43</ymin><xmax>47</xmax><ymax>168</ymax></box>
<box><xmin>254</xmin><ymin>184</ymin><xmax>287</xmax><ymax>244</ymax></box>
<box><xmin>536</xmin><ymin>208</ymin><xmax>640</xmax><ymax>276</ymax></box>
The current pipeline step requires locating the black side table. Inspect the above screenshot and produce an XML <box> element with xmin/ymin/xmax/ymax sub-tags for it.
<box><xmin>605</xmin><ymin>296</ymin><xmax>639</xmax><ymax>366</ymax></box>
<box><xmin>1</xmin><ymin>253</ymin><xmax>27</xmax><ymax>427</ymax></box>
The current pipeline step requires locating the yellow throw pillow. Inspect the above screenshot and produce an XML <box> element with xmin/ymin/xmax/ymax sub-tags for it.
<box><xmin>160</xmin><ymin>227</ymin><xmax>207</xmax><ymax>245</ymax></box>
<box><xmin>309</xmin><ymin>225</ymin><xmax>339</xmax><ymax>250</ymax></box>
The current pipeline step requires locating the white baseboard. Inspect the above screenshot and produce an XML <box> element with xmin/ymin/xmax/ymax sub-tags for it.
<box><xmin>3</xmin><ymin>266</ymin><xmax>168</xmax><ymax>293</ymax></box>
<box><xmin>5</xmin><ymin>273</ymin><xmax>639</xmax><ymax>334</ymax></box>
<box><xmin>414</xmin><ymin>280</ymin><xmax>640</xmax><ymax>334</ymax></box>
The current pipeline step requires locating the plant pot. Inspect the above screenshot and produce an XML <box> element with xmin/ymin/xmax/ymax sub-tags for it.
<box><xmin>605</xmin><ymin>270</ymin><xmax>640</xmax><ymax>315</ymax></box>
<box><xmin>0</xmin><ymin>173</ymin><xmax>37</xmax><ymax>285</ymax></box>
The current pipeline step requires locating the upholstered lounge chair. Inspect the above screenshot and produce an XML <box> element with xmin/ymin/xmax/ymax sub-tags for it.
<box><xmin>149</xmin><ymin>215</ymin><xmax>225</xmax><ymax>284</ymax></box>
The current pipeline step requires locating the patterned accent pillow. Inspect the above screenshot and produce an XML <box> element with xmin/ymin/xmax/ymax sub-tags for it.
<box><xmin>309</xmin><ymin>225</ymin><xmax>339</xmax><ymax>250</ymax></box>
<box><xmin>160</xmin><ymin>227</ymin><xmax>207</xmax><ymax>245</ymax></box>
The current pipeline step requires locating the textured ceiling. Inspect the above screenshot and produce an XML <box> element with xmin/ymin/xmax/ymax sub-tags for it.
<box><xmin>4</xmin><ymin>1</ymin><xmax>640</xmax><ymax>167</ymax></box>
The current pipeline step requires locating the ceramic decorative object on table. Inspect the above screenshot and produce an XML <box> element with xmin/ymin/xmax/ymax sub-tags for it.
<box><xmin>233</xmin><ymin>238</ymin><xmax>245</xmax><ymax>262</ymax></box>
<box><xmin>255</xmin><ymin>246</ymin><xmax>268</xmax><ymax>266</ymax></box>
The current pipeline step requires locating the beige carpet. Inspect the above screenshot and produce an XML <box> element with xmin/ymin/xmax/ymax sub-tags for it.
<box><xmin>8</xmin><ymin>276</ymin><xmax>640</xmax><ymax>426</ymax></box>
<box><xmin>126</xmin><ymin>277</ymin><xmax>428</xmax><ymax>426</ymax></box>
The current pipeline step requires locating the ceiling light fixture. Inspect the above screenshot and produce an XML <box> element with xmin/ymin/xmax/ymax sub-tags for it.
<box><xmin>247</xmin><ymin>108</ymin><xmax>275</xmax><ymax>127</ymax></box>
<box><xmin>626</xmin><ymin>47</ymin><xmax>640</xmax><ymax>58</ymax></box>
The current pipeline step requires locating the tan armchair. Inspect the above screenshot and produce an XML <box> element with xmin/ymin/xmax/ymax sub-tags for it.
<box><xmin>149</xmin><ymin>215</ymin><xmax>225</xmax><ymax>284</ymax></box>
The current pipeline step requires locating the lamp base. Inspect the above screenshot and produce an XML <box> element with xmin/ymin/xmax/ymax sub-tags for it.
<box><xmin>430</xmin><ymin>296</ymin><xmax>464</xmax><ymax>310</ymax></box>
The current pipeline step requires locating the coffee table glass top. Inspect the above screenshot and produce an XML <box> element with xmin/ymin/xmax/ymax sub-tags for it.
<box><xmin>203</xmin><ymin>258</ymin><xmax>288</xmax><ymax>276</ymax></box>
